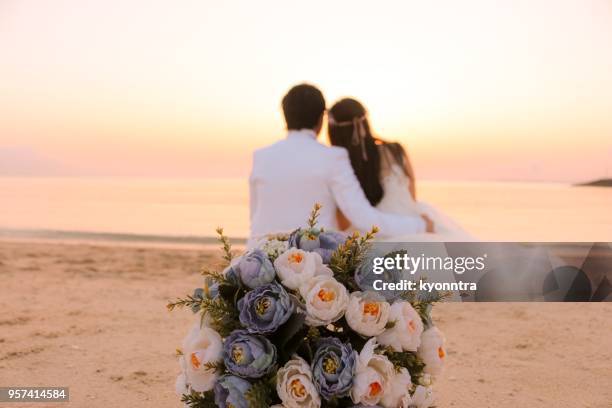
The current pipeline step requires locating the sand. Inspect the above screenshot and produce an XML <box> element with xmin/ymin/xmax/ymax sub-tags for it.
<box><xmin>0</xmin><ymin>240</ymin><xmax>610</xmax><ymax>408</ymax></box>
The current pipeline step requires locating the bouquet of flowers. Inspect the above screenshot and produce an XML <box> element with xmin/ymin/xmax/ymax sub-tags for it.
<box><xmin>168</xmin><ymin>205</ymin><xmax>446</xmax><ymax>408</ymax></box>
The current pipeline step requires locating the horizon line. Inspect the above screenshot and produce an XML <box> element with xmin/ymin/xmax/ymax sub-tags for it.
<box><xmin>1</xmin><ymin>174</ymin><xmax>609</xmax><ymax>185</ymax></box>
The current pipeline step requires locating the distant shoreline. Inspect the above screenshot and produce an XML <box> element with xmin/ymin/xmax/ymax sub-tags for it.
<box><xmin>576</xmin><ymin>178</ymin><xmax>612</xmax><ymax>187</ymax></box>
<box><xmin>0</xmin><ymin>228</ymin><xmax>247</xmax><ymax>249</ymax></box>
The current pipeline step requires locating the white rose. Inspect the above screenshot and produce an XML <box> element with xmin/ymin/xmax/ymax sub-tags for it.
<box><xmin>345</xmin><ymin>291</ymin><xmax>390</xmax><ymax>337</ymax></box>
<box><xmin>377</xmin><ymin>301</ymin><xmax>424</xmax><ymax>352</ymax></box>
<box><xmin>351</xmin><ymin>338</ymin><xmax>395</xmax><ymax>406</ymax></box>
<box><xmin>175</xmin><ymin>372</ymin><xmax>188</xmax><ymax>396</ymax></box>
<box><xmin>275</xmin><ymin>248</ymin><xmax>332</xmax><ymax>290</ymax></box>
<box><xmin>380</xmin><ymin>367</ymin><xmax>412</xmax><ymax>408</ymax></box>
<box><xmin>176</xmin><ymin>359</ymin><xmax>191</xmax><ymax>407</ymax></box>
<box><xmin>180</xmin><ymin>323</ymin><xmax>223</xmax><ymax>392</ymax></box>
<box><xmin>417</xmin><ymin>326</ymin><xmax>446</xmax><ymax>376</ymax></box>
<box><xmin>276</xmin><ymin>356</ymin><xmax>321</xmax><ymax>408</ymax></box>
<box><xmin>299</xmin><ymin>275</ymin><xmax>349</xmax><ymax>326</ymax></box>
<box><xmin>400</xmin><ymin>386</ymin><xmax>435</xmax><ymax>408</ymax></box>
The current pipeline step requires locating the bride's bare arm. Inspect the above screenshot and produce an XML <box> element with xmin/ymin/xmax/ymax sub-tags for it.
<box><xmin>336</xmin><ymin>208</ymin><xmax>351</xmax><ymax>231</ymax></box>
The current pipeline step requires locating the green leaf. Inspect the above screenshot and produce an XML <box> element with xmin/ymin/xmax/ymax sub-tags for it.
<box><xmin>245</xmin><ymin>379</ymin><xmax>274</xmax><ymax>408</ymax></box>
<box><xmin>384</xmin><ymin>319</ymin><xmax>397</xmax><ymax>330</ymax></box>
<box><xmin>269</xmin><ymin>313</ymin><xmax>306</xmax><ymax>362</ymax></box>
<box><xmin>181</xmin><ymin>390</ymin><xmax>216</xmax><ymax>408</ymax></box>
<box><xmin>202</xmin><ymin>360</ymin><xmax>226</xmax><ymax>374</ymax></box>
<box><xmin>198</xmin><ymin>296</ymin><xmax>241</xmax><ymax>337</ymax></box>
<box><xmin>377</xmin><ymin>346</ymin><xmax>426</xmax><ymax>382</ymax></box>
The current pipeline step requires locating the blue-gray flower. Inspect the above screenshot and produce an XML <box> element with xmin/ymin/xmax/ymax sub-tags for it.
<box><xmin>311</xmin><ymin>337</ymin><xmax>357</xmax><ymax>400</ymax></box>
<box><xmin>238</xmin><ymin>249</ymin><xmax>276</xmax><ymax>289</ymax></box>
<box><xmin>213</xmin><ymin>375</ymin><xmax>252</xmax><ymax>408</ymax></box>
<box><xmin>190</xmin><ymin>276</ymin><xmax>220</xmax><ymax>313</ymax></box>
<box><xmin>223</xmin><ymin>262</ymin><xmax>241</xmax><ymax>285</ymax></box>
<box><xmin>355</xmin><ymin>251</ymin><xmax>405</xmax><ymax>301</ymax></box>
<box><xmin>288</xmin><ymin>228</ymin><xmax>345</xmax><ymax>264</ymax></box>
<box><xmin>238</xmin><ymin>282</ymin><xmax>294</xmax><ymax>334</ymax></box>
<box><xmin>223</xmin><ymin>330</ymin><xmax>277</xmax><ymax>378</ymax></box>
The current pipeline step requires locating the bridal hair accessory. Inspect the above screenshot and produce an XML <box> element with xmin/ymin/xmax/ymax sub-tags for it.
<box><xmin>328</xmin><ymin>113</ymin><xmax>369</xmax><ymax>160</ymax></box>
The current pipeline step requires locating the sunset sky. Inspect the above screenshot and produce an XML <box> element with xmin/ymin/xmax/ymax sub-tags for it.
<box><xmin>1</xmin><ymin>0</ymin><xmax>611</xmax><ymax>182</ymax></box>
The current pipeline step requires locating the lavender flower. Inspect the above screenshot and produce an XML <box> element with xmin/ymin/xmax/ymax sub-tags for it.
<box><xmin>238</xmin><ymin>282</ymin><xmax>294</xmax><ymax>334</ymax></box>
<box><xmin>288</xmin><ymin>228</ymin><xmax>345</xmax><ymax>264</ymax></box>
<box><xmin>311</xmin><ymin>337</ymin><xmax>357</xmax><ymax>400</ymax></box>
<box><xmin>238</xmin><ymin>249</ymin><xmax>276</xmax><ymax>289</ymax></box>
<box><xmin>213</xmin><ymin>375</ymin><xmax>252</xmax><ymax>408</ymax></box>
<box><xmin>223</xmin><ymin>330</ymin><xmax>277</xmax><ymax>378</ymax></box>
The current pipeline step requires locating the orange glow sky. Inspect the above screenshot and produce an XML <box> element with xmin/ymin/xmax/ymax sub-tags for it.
<box><xmin>1</xmin><ymin>0</ymin><xmax>611</xmax><ymax>181</ymax></box>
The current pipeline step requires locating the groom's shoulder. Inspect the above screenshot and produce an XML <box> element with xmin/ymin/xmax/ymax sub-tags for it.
<box><xmin>252</xmin><ymin>140</ymin><xmax>290</xmax><ymax>162</ymax></box>
<box><xmin>253</xmin><ymin>139</ymin><xmax>346</xmax><ymax>160</ymax></box>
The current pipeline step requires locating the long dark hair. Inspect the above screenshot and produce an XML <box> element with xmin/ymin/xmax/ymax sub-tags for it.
<box><xmin>328</xmin><ymin>98</ymin><xmax>409</xmax><ymax>206</ymax></box>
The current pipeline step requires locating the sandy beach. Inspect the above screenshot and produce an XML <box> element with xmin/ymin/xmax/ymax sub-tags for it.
<box><xmin>1</xmin><ymin>240</ymin><xmax>611</xmax><ymax>408</ymax></box>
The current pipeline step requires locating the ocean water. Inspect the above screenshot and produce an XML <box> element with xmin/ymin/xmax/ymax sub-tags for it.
<box><xmin>0</xmin><ymin>177</ymin><xmax>610</xmax><ymax>244</ymax></box>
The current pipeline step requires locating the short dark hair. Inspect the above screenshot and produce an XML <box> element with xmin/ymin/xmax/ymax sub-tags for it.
<box><xmin>281</xmin><ymin>84</ymin><xmax>326</xmax><ymax>130</ymax></box>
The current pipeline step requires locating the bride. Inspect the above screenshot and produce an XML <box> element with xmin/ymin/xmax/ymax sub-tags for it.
<box><xmin>328</xmin><ymin>98</ymin><xmax>469</xmax><ymax>240</ymax></box>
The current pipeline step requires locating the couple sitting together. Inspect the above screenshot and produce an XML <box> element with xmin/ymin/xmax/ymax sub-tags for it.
<box><xmin>249</xmin><ymin>83</ymin><xmax>464</xmax><ymax>244</ymax></box>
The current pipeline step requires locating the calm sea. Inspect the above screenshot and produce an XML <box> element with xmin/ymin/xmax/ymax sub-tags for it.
<box><xmin>0</xmin><ymin>177</ymin><xmax>610</xmax><ymax>245</ymax></box>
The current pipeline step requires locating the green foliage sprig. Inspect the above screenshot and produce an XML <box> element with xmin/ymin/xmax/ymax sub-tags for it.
<box><xmin>398</xmin><ymin>282</ymin><xmax>450</xmax><ymax>325</ymax></box>
<box><xmin>245</xmin><ymin>374</ymin><xmax>276</xmax><ymax>408</ymax></box>
<box><xmin>202</xmin><ymin>360</ymin><xmax>226</xmax><ymax>374</ymax></box>
<box><xmin>384</xmin><ymin>320</ymin><xmax>397</xmax><ymax>330</ymax></box>
<box><xmin>181</xmin><ymin>390</ymin><xmax>216</xmax><ymax>408</ymax></box>
<box><xmin>200</xmin><ymin>267</ymin><xmax>232</xmax><ymax>287</ymax></box>
<box><xmin>216</xmin><ymin>227</ymin><xmax>234</xmax><ymax>266</ymax></box>
<box><xmin>307</xmin><ymin>203</ymin><xmax>322</xmax><ymax>228</ymax></box>
<box><xmin>168</xmin><ymin>225</ymin><xmax>244</xmax><ymax>336</ymax></box>
<box><xmin>306</xmin><ymin>326</ymin><xmax>321</xmax><ymax>342</ymax></box>
<box><xmin>198</xmin><ymin>296</ymin><xmax>241</xmax><ymax>337</ymax></box>
<box><xmin>166</xmin><ymin>294</ymin><xmax>204</xmax><ymax>312</ymax></box>
<box><xmin>377</xmin><ymin>345</ymin><xmax>426</xmax><ymax>382</ymax></box>
<box><xmin>329</xmin><ymin>226</ymin><xmax>379</xmax><ymax>290</ymax></box>
<box><xmin>167</xmin><ymin>294</ymin><xmax>240</xmax><ymax>337</ymax></box>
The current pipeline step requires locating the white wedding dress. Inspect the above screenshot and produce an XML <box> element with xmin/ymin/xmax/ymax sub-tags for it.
<box><xmin>375</xmin><ymin>146</ymin><xmax>473</xmax><ymax>241</ymax></box>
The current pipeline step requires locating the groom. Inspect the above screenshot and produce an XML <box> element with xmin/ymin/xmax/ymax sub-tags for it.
<box><xmin>249</xmin><ymin>83</ymin><xmax>434</xmax><ymax>241</ymax></box>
